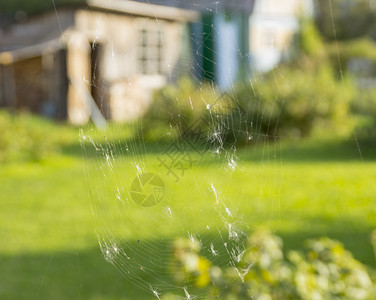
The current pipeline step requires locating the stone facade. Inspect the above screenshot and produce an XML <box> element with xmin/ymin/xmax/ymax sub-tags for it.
<box><xmin>67</xmin><ymin>8</ymin><xmax>188</xmax><ymax>123</ymax></box>
<box><xmin>0</xmin><ymin>3</ymin><xmax>196</xmax><ymax>125</ymax></box>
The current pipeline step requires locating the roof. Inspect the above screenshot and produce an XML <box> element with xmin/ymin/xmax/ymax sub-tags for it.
<box><xmin>130</xmin><ymin>0</ymin><xmax>256</xmax><ymax>14</ymax></box>
<box><xmin>88</xmin><ymin>0</ymin><xmax>255</xmax><ymax>23</ymax></box>
<box><xmin>88</xmin><ymin>0</ymin><xmax>199</xmax><ymax>21</ymax></box>
<box><xmin>0</xmin><ymin>0</ymin><xmax>85</xmax><ymax>15</ymax></box>
<box><xmin>0</xmin><ymin>0</ymin><xmax>255</xmax><ymax>61</ymax></box>
<box><xmin>0</xmin><ymin>0</ymin><xmax>255</xmax><ymax>16</ymax></box>
<box><xmin>0</xmin><ymin>10</ymin><xmax>74</xmax><ymax>61</ymax></box>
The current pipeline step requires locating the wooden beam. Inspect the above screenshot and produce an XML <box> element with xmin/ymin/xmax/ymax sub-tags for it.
<box><xmin>88</xmin><ymin>0</ymin><xmax>199</xmax><ymax>22</ymax></box>
<box><xmin>0</xmin><ymin>52</ymin><xmax>17</xmax><ymax>108</ymax></box>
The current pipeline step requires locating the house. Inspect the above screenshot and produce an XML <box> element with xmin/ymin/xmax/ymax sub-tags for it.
<box><xmin>0</xmin><ymin>1</ymin><xmax>198</xmax><ymax>125</ymax></box>
<box><xmin>249</xmin><ymin>0</ymin><xmax>314</xmax><ymax>72</ymax></box>
<box><xmin>0</xmin><ymin>9</ymin><xmax>74</xmax><ymax>121</ymax></box>
<box><xmin>0</xmin><ymin>0</ymin><xmax>258</xmax><ymax>124</ymax></box>
<box><xmin>129</xmin><ymin>0</ymin><xmax>255</xmax><ymax>90</ymax></box>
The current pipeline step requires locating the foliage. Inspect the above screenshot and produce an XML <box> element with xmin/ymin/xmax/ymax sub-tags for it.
<box><xmin>289</xmin><ymin>238</ymin><xmax>375</xmax><ymax>300</ymax></box>
<box><xmin>0</xmin><ymin>110</ymin><xmax>73</xmax><ymax>163</ymax></box>
<box><xmin>144</xmin><ymin>64</ymin><xmax>356</xmax><ymax>144</ymax></box>
<box><xmin>170</xmin><ymin>230</ymin><xmax>376</xmax><ymax>300</ymax></box>
<box><xmin>323</xmin><ymin>39</ymin><xmax>376</xmax><ymax>143</ymax></box>
<box><xmin>315</xmin><ymin>0</ymin><xmax>376</xmax><ymax>41</ymax></box>
<box><xmin>144</xmin><ymin>18</ymin><xmax>361</xmax><ymax>143</ymax></box>
<box><xmin>350</xmin><ymin>89</ymin><xmax>376</xmax><ymax>141</ymax></box>
<box><xmin>293</xmin><ymin>18</ymin><xmax>325</xmax><ymax>59</ymax></box>
<box><xmin>327</xmin><ymin>38</ymin><xmax>376</xmax><ymax>77</ymax></box>
<box><xmin>235</xmin><ymin>66</ymin><xmax>356</xmax><ymax>139</ymax></box>
<box><xmin>240</xmin><ymin>229</ymin><xmax>297</xmax><ymax>299</ymax></box>
<box><xmin>171</xmin><ymin>238</ymin><xmax>211</xmax><ymax>288</ymax></box>
<box><xmin>140</xmin><ymin>77</ymin><xmax>219</xmax><ymax>142</ymax></box>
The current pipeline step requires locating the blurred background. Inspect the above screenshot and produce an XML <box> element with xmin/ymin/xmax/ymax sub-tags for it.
<box><xmin>1</xmin><ymin>0</ymin><xmax>376</xmax><ymax>299</ymax></box>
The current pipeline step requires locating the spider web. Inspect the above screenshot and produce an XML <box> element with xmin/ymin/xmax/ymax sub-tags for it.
<box><xmin>79</xmin><ymin>1</ymin><xmax>285</xmax><ymax>298</ymax></box>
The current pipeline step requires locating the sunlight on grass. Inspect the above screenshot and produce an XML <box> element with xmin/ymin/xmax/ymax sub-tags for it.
<box><xmin>0</xmin><ymin>120</ymin><xmax>375</xmax><ymax>299</ymax></box>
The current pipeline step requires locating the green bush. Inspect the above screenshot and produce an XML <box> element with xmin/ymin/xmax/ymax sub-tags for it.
<box><xmin>0</xmin><ymin>110</ymin><xmax>69</xmax><ymax>163</ymax></box>
<box><xmin>141</xmin><ymin>19</ymin><xmax>359</xmax><ymax>144</ymax></box>
<box><xmin>140</xmin><ymin>77</ymin><xmax>220</xmax><ymax>142</ymax></box>
<box><xmin>344</xmin><ymin>85</ymin><xmax>376</xmax><ymax>143</ymax></box>
<box><xmin>327</xmin><ymin>38</ymin><xmax>376</xmax><ymax>77</ymax></box>
<box><xmin>142</xmin><ymin>68</ymin><xmax>356</xmax><ymax>145</ymax></box>
<box><xmin>294</xmin><ymin>18</ymin><xmax>325</xmax><ymax>59</ymax></box>
<box><xmin>324</xmin><ymin>39</ymin><xmax>376</xmax><ymax>142</ymax></box>
<box><xmin>234</xmin><ymin>66</ymin><xmax>356</xmax><ymax>140</ymax></box>
<box><xmin>167</xmin><ymin>230</ymin><xmax>376</xmax><ymax>300</ymax></box>
<box><xmin>315</xmin><ymin>0</ymin><xmax>376</xmax><ymax>41</ymax></box>
<box><xmin>289</xmin><ymin>238</ymin><xmax>375</xmax><ymax>299</ymax></box>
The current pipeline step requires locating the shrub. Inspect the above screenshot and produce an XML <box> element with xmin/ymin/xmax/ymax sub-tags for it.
<box><xmin>142</xmin><ymin>68</ymin><xmax>356</xmax><ymax>146</ymax></box>
<box><xmin>140</xmin><ymin>77</ymin><xmax>220</xmax><ymax>142</ymax></box>
<box><xmin>327</xmin><ymin>38</ymin><xmax>376</xmax><ymax>77</ymax></box>
<box><xmin>289</xmin><ymin>238</ymin><xmax>375</xmax><ymax>299</ymax></box>
<box><xmin>348</xmin><ymin>88</ymin><xmax>376</xmax><ymax>142</ymax></box>
<box><xmin>234</xmin><ymin>66</ymin><xmax>356</xmax><ymax>140</ymax></box>
<box><xmin>294</xmin><ymin>18</ymin><xmax>325</xmax><ymax>59</ymax></box>
<box><xmin>168</xmin><ymin>230</ymin><xmax>376</xmax><ymax>300</ymax></box>
<box><xmin>0</xmin><ymin>110</ymin><xmax>67</xmax><ymax>163</ymax></box>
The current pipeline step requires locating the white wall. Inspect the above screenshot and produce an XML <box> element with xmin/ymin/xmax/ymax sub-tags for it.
<box><xmin>214</xmin><ymin>14</ymin><xmax>240</xmax><ymax>90</ymax></box>
<box><xmin>249</xmin><ymin>0</ymin><xmax>314</xmax><ymax>73</ymax></box>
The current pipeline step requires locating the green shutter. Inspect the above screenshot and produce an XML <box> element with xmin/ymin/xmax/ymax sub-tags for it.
<box><xmin>202</xmin><ymin>14</ymin><xmax>216</xmax><ymax>83</ymax></box>
<box><xmin>238</xmin><ymin>13</ymin><xmax>250</xmax><ymax>82</ymax></box>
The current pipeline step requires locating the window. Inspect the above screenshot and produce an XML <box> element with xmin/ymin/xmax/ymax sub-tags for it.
<box><xmin>263</xmin><ymin>30</ymin><xmax>276</xmax><ymax>48</ymax></box>
<box><xmin>138</xmin><ymin>25</ymin><xmax>164</xmax><ymax>75</ymax></box>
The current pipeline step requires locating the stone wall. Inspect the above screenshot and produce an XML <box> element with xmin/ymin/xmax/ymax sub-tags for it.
<box><xmin>69</xmin><ymin>9</ymin><xmax>186</xmax><ymax>123</ymax></box>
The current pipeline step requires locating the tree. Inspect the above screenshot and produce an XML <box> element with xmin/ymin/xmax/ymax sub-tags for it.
<box><xmin>315</xmin><ymin>0</ymin><xmax>376</xmax><ymax>41</ymax></box>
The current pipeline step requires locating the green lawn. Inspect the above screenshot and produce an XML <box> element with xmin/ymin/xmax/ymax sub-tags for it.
<box><xmin>1</xmin><ymin>122</ymin><xmax>376</xmax><ymax>299</ymax></box>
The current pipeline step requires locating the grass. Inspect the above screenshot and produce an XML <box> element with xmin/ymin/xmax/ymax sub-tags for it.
<box><xmin>1</xmin><ymin>114</ymin><xmax>376</xmax><ymax>299</ymax></box>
